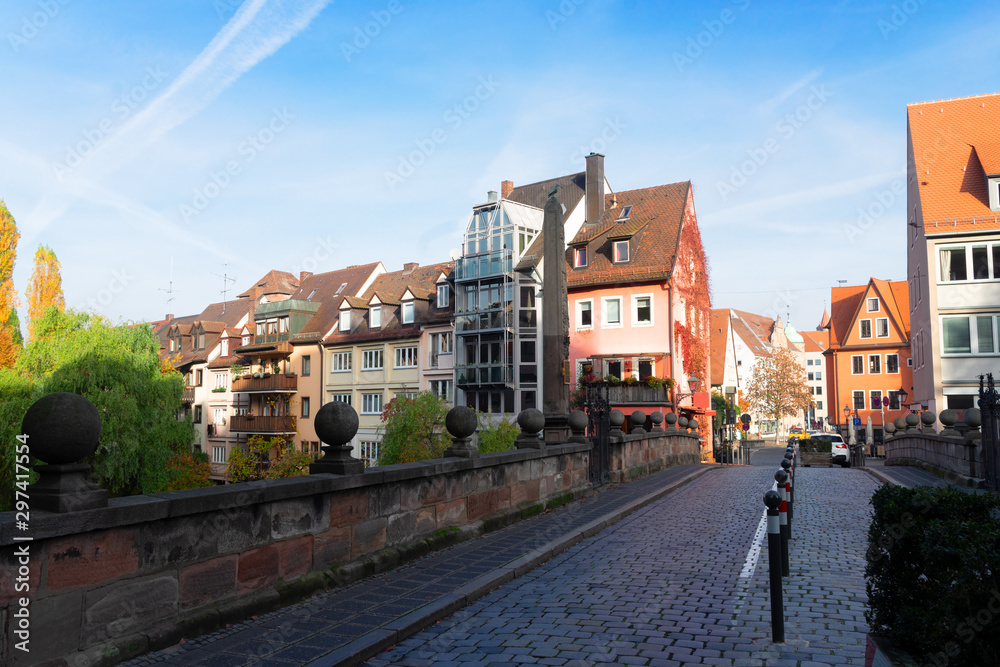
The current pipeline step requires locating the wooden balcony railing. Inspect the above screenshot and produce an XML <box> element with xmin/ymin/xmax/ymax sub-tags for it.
<box><xmin>229</xmin><ymin>415</ymin><xmax>297</xmax><ymax>433</ymax></box>
<box><xmin>231</xmin><ymin>374</ymin><xmax>297</xmax><ymax>393</ymax></box>
<box><xmin>182</xmin><ymin>386</ymin><xmax>196</xmax><ymax>403</ymax></box>
<box><xmin>603</xmin><ymin>384</ymin><xmax>671</xmax><ymax>405</ymax></box>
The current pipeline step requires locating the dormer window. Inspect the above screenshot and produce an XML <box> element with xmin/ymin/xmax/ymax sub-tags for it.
<box><xmin>242</xmin><ymin>334</ymin><xmax>249</xmax><ymax>346</ymax></box>
<box><xmin>575</xmin><ymin>247</ymin><xmax>588</xmax><ymax>268</ymax></box>
<box><xmin>437</xmin><ymin>284</ymin><xmax>449</xmax><ymax>308</ymax></box>
<box><xmin>613</xmin><ymin>240</ymin><xmax>630</xmax><ymax>263</ymax></box>
<box><xmin>989</xmin><ymin>176</ymin><xmax>1000</xmax><ymax>211</ymax></box>
<box><xmin>402</xmin><ymin>301</ymin><xmax>415</xmax><ymax>324</ymax></box>
<box><xmin>370</xmin><ymin>306</ymin><xmax>382</xmax><ymax>329</ymax></box>
<box><xmin>339</xmin><ymin>313</ymin><xmax>350</xmax><ymax>332</ymax></box>
<box><xmin>221</xmin><ymin>338</ymin><xmax>228</xmax><ymax>356</ymax></box>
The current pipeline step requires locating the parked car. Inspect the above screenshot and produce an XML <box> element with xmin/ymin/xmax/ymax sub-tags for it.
<box><xmin>787</xmin><ymin>426</ymin><xmax>805</xmax><ymax>443</ymax></box>
<box><xmin>810</xmin><ymin>433</ymin><xmax>851</xmax><ymax>467</ymax></box>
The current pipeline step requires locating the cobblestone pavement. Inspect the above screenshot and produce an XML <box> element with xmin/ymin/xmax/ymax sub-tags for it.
<box><xmin>362</xmin><ymin>451</ymin><xmax>881</xmax><ymax>666</ymax></box>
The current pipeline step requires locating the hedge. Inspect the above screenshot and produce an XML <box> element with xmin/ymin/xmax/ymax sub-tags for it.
<box><xmin>865</xmin><ymin>485</ymin><xmax>1000</xmax><ymax>664</ymax></box>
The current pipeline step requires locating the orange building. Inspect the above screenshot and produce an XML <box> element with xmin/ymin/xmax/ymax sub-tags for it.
<box><xmin>825</xmin><ymin>278</ymin><xmax>913</xmax><ymax>447</ymax></box>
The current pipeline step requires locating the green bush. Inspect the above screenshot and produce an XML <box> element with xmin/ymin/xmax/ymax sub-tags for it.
<box><xmin>865</xmin><ymin>485</ymin><xmax>1000</xmax><ymax>664</ymax></box>
<box><xmin>476</xmin><ymin>413</ymin><xmax>518</xmax><ymax>453</ymax></box>
<box><xmin>798</xmin><ymin>437</ymin><xmax>831</xmax><ymax>453</ymax></box>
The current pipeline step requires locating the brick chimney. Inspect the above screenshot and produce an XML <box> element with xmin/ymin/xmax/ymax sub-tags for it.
<box><xmin>403</xmin><ymin>262</ymin><xmax>418</xmax><ymax>274</ymax></box>
<box><xmin>585</xmin><ymin>152</ymin><xmax>605</xmax><ymax>224</ymax></box>
<box><xmin>299</xmin><ymin>271</ymin><xmax>312</xmax><ymax>282</ymax></box>
<box><xmin>501</xmin><ymin>180</ymin><xmax>513</xmax><ymax>199</ymax></box>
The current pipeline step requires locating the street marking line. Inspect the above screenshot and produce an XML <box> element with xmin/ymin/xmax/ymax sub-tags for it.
<box><xmin>739</xmin><ymin>509</ymin><xmax>768</xmax><ymax>579</ymax></box>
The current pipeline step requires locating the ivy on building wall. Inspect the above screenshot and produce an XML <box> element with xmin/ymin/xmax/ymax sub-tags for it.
<box><xmin>672</xmin><ymin>199</ymin><xmax>711</xmax><ymax>386</ymax></box>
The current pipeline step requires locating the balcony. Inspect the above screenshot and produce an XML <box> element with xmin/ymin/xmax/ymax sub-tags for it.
<box><xmin>602</xmin><ymin>383</ymin><xmax>671</xmax><ymax>406</ymax></box>
<box><xmin>229</xmin><ymin>415</ymin><xmax>297</xmax><ymax>434</ymax></box>
<box><xmin>182</xmin><ymin>387</ymin><xmax>196</xmax><ymax>403</ymax></box>
<box><xmin>457</xmin><ymin>365</ymin><xmax>513</xmax><ymax>386</ymax></box>
<box><xmin>232</xmin><ymin>374</ymin><xmax>297</xmax><ymax>393</ymax></box>
<box><xmin>454</xmin><ymin>251</ymin><xmax>513</xmax><ymax>281</ymax></box>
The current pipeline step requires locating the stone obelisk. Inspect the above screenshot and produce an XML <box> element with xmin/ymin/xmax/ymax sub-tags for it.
<box><xmin>542</xmin><ymin>186</ymin><xmax>570</xmax><ymax>442</ymax></box>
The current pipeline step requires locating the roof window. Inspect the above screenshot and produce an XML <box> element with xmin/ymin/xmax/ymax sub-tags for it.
<box><xmin>335</xmin><ymin>282</ymin><xmax>347</xmax><ymax>296</ymax></box>
<box><xmin>617</xmin><ymin>206</ymin><xmax>632</xmax><ymax>220</ymax></box>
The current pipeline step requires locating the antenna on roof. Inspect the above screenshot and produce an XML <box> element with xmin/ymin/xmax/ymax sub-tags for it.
<box><xmin>836</xmin><ymin>279</ymin><xmax>847</xmax><ymax>286</ymax></box>
<box><xmin>158</xmin><ymin>257</ymin><xmax>176</xmax><ymax>310</ymax></box>
<box><xmin>212</xmin><ymin>264</ymin><xmax>237</xmax><ymax>314</ymax></box>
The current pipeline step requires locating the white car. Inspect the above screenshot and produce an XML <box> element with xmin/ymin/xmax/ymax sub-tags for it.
<box><xmin>810</xmin><ymin>433</ymin><xmax>851</xmax><ymax>467</ymax></box>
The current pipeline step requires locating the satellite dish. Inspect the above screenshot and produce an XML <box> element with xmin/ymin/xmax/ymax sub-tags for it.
<box><xmin>449</xmin><ymin>248</ymin><xmax>460</xmax><ymax>261</ymax></box>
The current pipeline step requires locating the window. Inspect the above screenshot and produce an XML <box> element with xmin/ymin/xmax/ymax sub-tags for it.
<box><xmin>867</xmin><ymin>298</ymin><xmax>880</xmax><ymax>312</ymax></box>
<box><xmin>267</xmin><ymin>320</ymin><xmax>278</xmax><ymax>335</ymax></box>
<box><xmin>815</xmin><ymin>386</ymin><xmax>822</xmax><ymax>395</ymax></box>
<box><xmin>370</xmin><ymin>306</ymin><xmax>381</xmax><ymax>329</ymax></box>
<box><xmin>362</xmin><ymin>349</ymin><xmax>384</xmax><ymax>370</ymax></box>
<box><xmin>907</xmin><ymin>357</ymin><xmax>913</xmax><ymax>367</ymax></box>
<box><xmin>853</xmin><ymin>390</ymin><xmax>865</xmax><ymax>410</ymax></box>
<box><xmin>242</xmin><ymin>334</ymin><xmax>250</xmax><ymax>346</ymax></box>
<box><xmin>869</xmin><ymin>355</ymin><xmax>881</xmax><ymax>374</ymax></box>
<box><xmin>889</xmin><ymin>391</ymin><xmax>901</xmax><ymax>411</ymax></box>
<box><xmin>330</xmin><ymin>351</ymin><xmax>352</xmax><ymax>372</ymax></box>
<box><xmin>221</xmin><ymin>338</ymin><xmax>228</xmax><ymax>356</ymax></box>
<box><xmin>807</xmin><ymin>359</ymin><xmax>813</xmax><ymax>366</ymax></box>
<box><xmin>402</xmin><ymin>301</ymin><xmax>415</xmax><ymax>324</ymax></box>
<box><xmin>603</xmin><ymin>297</ymin><xmax>622</xmax><ymax>327</ymax></box>
<box><xmin>301</xmin><ymin>355</ymin><xmax>311</xmax><ymax>376</ymax></box>
<box><xmin>335</xmin><ymin>282</ymin><xmax>347</xmax><ymax>296</ymax></box>
<box><xmin>213</xmin><ymin>407</ymin><xmax>226</xmax><ymax>425</ymax></box>
<box><xmin>430</xmin><ymin>380</ymin><xmax>453</xmax><ymax>402</ymax></box>
<box><xmin>395</xmin><ymin>391</ymin><xmax>418</xmax><ymax>400</ymax></box>
<box><xmin>395</xmin><ymin>346</ymin><xmax>418</xmax><ymax>368</ymax></box>
<box><xmin>633</xmin><ymin>295</ymin><xmax>652</xmax><ymax>326</ymax></box>
<box><xmin>807</xmin><ymin>372</ymin><xmax>814</xmax><ymax>381</ymax></box>
<box><xmin>577</xmin><ymin>300</ymin><xmax>593</xmax><ymax>329</ymax></box>
<box><xmin>638</xmin><ymin>358</ymin><xmax>653</xmax><ymax>378</ymax></box>
<box><xmin>886</xmin><ymin>354</ymin><xmax>899</xmax><ymax>374</ymax></box>
<box><xmin>876</xmin><ymin>318</ymin><xmax>889</xmax><ymax>337</ymax></box>
<box><xmin>256</xmin><ymin>322</ymin><xmax>265</xmax><ymax>336</ymax></box>
<box><xmin>362</xmin><ymin>393</ymin><xmax>383</xmax><ymax>414</ymax></box>
<box><xmin>437</xmin><ymin>284</ymin><xmax>449</xmax><ymax>308</ymax></box>
<box><xmin>301</xmin><ymin>397</ymin><xmax>310</xmax><ymax>418</ymax></box>
<box><xmin>212</xmin><ymin>446</ymin><xmax>227</xmax><ymax>464</ymax></box>
<box><xmin>194</xmin><ymin>406</ymin><xmax>202</xmax><ymax>423</ymax></box>
<box><xmin>815</xmin><ymin>372</ymin><xmax>822</xmax><ymax>380</ymax></box>
<box><xmin>195</xmin><ymin>370</ymin><xmax>203</xmax><ymax>386</ymax></box>
<box><xmin>330</xmin><ymin>393</ymin><xmax>351</xmax><ymax>405</ymax></box>
<box><xmin>429</xmin><ymin>332</ymin><xmax>453</xmax><ymax>367</ymax></box>
<box><xmin>940</xmin><ymin>247</ymin><xmax>968</xmax><ymax>281</ymax></box>
<box><xmin>870</xmin><ymin>390</ymin><xmax>883</xmax><ymax>411</ymax></box>
<box><xmin>520</xmin><ymin>340</ymin><xmax>536</xmax><ymax>363</ymax></box>
<box><xmin>360</xmin><ymin>441</ymin><xmax>380</xmax><ymax>467</ymax></box>
<box><xmin>817</xmin><ymin>401</ymin><xmax>823</xmax><ymax>410</ymax></box>
<box><xmin>942</xmin><ymin>314</ymin><xmax>999</xmax><ymax>355</ymax></box>
<box><xmin>939</xmin><ymin>243</ymin><xmax>1000</xmax><ymax>282</ymax></box>
<box><xmin>613</xmin><ymin>240</ymin><xmax>629</xmax><ymax>262</ymax></box>
<box><xmin>214</xmin><ymin>372</ymin><xmax>228</xmax><ymax>390</ymax></box>
<box><xmin>339</xmin><ymin>314</ymin><xmax>350</xmax><ymax>332</ymax></box>
<box><xmin>851</xmin><ymin>355</ymin><xmax>863</xmax><ymax>374</ymax></box>
<box><xmin>574</xmin><ymin>247</ymin><xmax>588</xmax><ymax>268</ymax></box>
<box><xmin>618</xmin><ymin>205</ymin><xmax>632</xmax><ymax>219</ymax></box>
<box><xmin>860</xmin><ymin>319</ymin><xmax>872</xmax><ymax>338</ymax></box>
<box><xmin>278</xmin><ymin>316</ymin><xmax>288</xmax><ymax>333</ymax></box>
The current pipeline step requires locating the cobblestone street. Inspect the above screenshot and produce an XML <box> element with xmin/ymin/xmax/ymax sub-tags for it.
<box><xmin>363</xmin><ymin>449</ymin><xmax>880</xmax><ymax>666</ymax></box>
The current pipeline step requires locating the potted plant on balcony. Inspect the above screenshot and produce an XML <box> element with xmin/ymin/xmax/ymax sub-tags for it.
<box><xmin>604</xmin><ymin>374</ymin><xmax>621</xmax><ymax>385</ymax></box>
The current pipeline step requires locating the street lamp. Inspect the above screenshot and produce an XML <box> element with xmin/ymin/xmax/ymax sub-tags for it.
<box><xmin>897</xmin><ymin>388</ymin><xmax>908</xmax><ymax>412</ymax></box>
<box><xmin>673</xmin><ymin>375</ymin><xmax>700</xmax><ymax>405</ymax></box>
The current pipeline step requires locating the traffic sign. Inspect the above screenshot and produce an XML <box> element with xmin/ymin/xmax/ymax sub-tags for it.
<box><xmin>742</xmin><ymin>423</ymin><xmax>750</xmax><ymax>431</ymax></box>
<box><xmin>882</xmin><ymin>396</ymin><xmax>890</xmax><ymax>407</ymax></box>
<box><xmin>740</xmin><ymin>414</ymin><xmax>751</xmax><ymax>425</ymax></box>
<box><xmin>853</xmin><ymin>417</ymin><xmax>862</xmax><ymax>427</ymax></box>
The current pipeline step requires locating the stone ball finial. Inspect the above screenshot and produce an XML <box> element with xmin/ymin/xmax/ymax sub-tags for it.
<box><xmin>609</xmin><ymin>409</ymin><xmax>625</xmax><ymax>428</ymax></box>
<box><xmin>884</xmin><ymin>421</ymin><xmax>896</xmax><ymax>435</ymax></box>
<box><xmin>921</xmin><ymin>411</ymin><xmax>937</xmax><ymax>429</ymax></box>
<box><xmin>939</xmin><ymin>409</ymin><xmax>958</xmax><ymax>429</ymax></box>
<box><xmin>678</xmin><ymin>416</ymin><xmax>689</xmax><ymax>430</ymax></box>
<box><xmin>894</xmin><ymin>417</ymin><xmax>907</xmax><ymax>430</ymax></box>
<box><xmin>664</xmin><ymin>412</ymin><xmax>677</xmax><ymax>425</ymax></box>
<box><xmin>630</xmin><ymin>410</ymin><xmax>647</xmax><ymax>434</ymax></box>
<box><xmin>21</xmin><ymin>392</ymin><xmax>102</xmax><ymax>465</ymax></box>
<box><xmin>964</xmin><ymin>408</ymin><xmax>982</xmax><ymax>429</ymax></box>
<box><xmin>905</xmin><ymin>413</ymin><xmax>920</xmax><ymax>429</ymax></box>
<box><xmin>650</xmin><ymin>411</ymin><xmax>664</xmax><ymax>432</ymax></box>
<box><xmin>314</xmin><ymin>400</ymin><xmax>359</xmax><ymax>446</ymax></box>
<box><xmin>447</xmin><ymin>405</ymin><xmax>479</xmax><ymax>439</ymax></box>
<box><xmin>688</xmin><ymin>418</ymin><xmax>699</xmax><ymax>431</ymax></box>
<box><xmin>567</xmin><ymin>409</ymin><xmax>588</xmax><ymax>433</ymax></box>
<box><xmin>516</xmin><ymin>408</ymin><xmax>545</xmax><ymax>435</ymax></box>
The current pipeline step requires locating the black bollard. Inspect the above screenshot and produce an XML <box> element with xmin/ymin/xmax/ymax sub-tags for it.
<box><xmin>763</xmin><ymin>490</ymin><xmax>785</xmax><ymax>643</ymax></box>
<box><xmin>775</xmin><ymin>469</ymin><xmax>790</xmax><ymax>577</ymax></box>
<box><xmin>781</xmin><ymin>457</ymin><xmax>793</xmax><ymax>535</ymax></box>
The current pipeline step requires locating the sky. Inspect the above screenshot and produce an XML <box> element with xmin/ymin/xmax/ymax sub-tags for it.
<box><xmin>3</xmin><ymin>0</ymin><xmax>1000</xmax><ymax>334</ymax></box>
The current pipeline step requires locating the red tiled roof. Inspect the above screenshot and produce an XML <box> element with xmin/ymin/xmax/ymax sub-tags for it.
<box><xmin>237</xmin><ymin>269</ymin><xmax>300</xmax><ymax>299</ymax></box>
<box><xmin>828</xmin><ymin>284</ymin><xmax>866</xmax><ymax>348</ymax></box>
<box><xmin>908</xmin><ymin>93</ymin><xmax>1000</xmax><ymax>229</ymax></box>
<box><xmin>290</xmin><ymin>263</ymin><xmax>383</xmax><ymax>343</ymax></box>
<box><xmin>800</xmin><ymin>330</ymin><xmax>830</xmax><ymax>353</ymax></box>
<box><xmin>506</xmin><ymin>172</ymin><xmax>586</xmax><ymax>212</ymax></box>
<box><xmin>975</xmin><ymin>140</ymin><xmax>1000</xmax><ymax>175</ymax></box>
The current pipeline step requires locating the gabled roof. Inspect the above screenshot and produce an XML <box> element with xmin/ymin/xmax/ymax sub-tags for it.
<box><xmin>800</xmin><ymin>330</ymin><xmax>830</xmax><ymax>353</ymax></box>
<box><xmin>828</xmin><ymin>279</ymin><xmax>909</xmax><ymax>348</ymax></box>
<box><xmin>908</xmin><ymin>92</ymin><xmax>1000</xmax><ymax>231</ymax></box>
<box><xmin>285</xmin><ymin>262</ymin><xmax>382</xmax><ymax>344</ymax></box>
<box><xmin>828</xmin><ymin>284</ymin><xmax>866</xmax><ymax>347</ymax></box>
<box><xmin>506</xmin><ymin>172</ymin><xmax>586</xmax><ymax>212</ymax></box>
<box><xmin>567</xmin><ymin>182</ymin><xmax>691</xmax><ymax>289</ymax></box>
<box><xmin>237</xmin><ymin>269</ymin><xmax>300</xmax><ymax>300</ymax></box>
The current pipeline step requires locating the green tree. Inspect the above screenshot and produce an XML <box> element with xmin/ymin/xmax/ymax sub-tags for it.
<box><xmin>0</xmin><ymin>369</ymin><xmax>36</xmax><ymax>511</ymax></box>
<box><xmin>377</xmin><ymin>392</ymin><xmax>450</xmax><ymax>465</ymax></box>
<box><xmin>476</xmin><ymin>413</ymin><xmax>518</xmax><ymax>453</ymax></box>
<box><xmin>12</xmin><ymin>308</ymin><xmax>195</xmax><ymax>497</ymax></box>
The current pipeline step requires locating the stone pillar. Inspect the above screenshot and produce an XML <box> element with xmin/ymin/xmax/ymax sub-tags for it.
<box><xmin>609</xmin><ymin>409</ymin><xmax>625</xmax><ymax>440</ymax></box>
<box><xmin>21</xmin><ymin>392</ymin><xmax>109</xmax><ymax>513</ymax></box>
<box><xmin>541</xmin><ymin>188</ymin><xmax>570</xmax><ymax>443</ymax></box>
<box><xmin>963</xmin><ymin>408</ymin><xmax>982</xmax><ymax>442</ymax></box>
<box><xmin>311</xmin><ymin>401</ymin><xmax>364</xmax><ymax>475</ymax></box>
<box><xmin>650</xmin><ymin>411</ymin><xmax>664</xmax><ymax>433</ymax></box>
<box><xmin>630</xmin><ymin>410</ymin><xmax>647</xmax><ymax>435</ymax></box>
<box><xmin>444</xmin><ymin>406</ymin><xmax>479</xmax><ymax>457</ymax></box>
<box><xmin>939</xmin><ymin>409</ymin><xmax>960</xmax><ymax>437</ymax></box>
<box><xmin>567</xmin><ymin>410</ymin><xmax>589</xmax><ymax>444</ymax></box>
<box><xmin>905</xmin><ymin>413</ymin><xmax>920</xmax><ymax>433</ymax></box>
<box><xmin>663</xmin><ymin>412</ymin><xmax>678</xmax><ymax>434</ymax></box>
<box><xmin>920</xmin><ymin>411</ymin><xmax>937</xmax><ymax>433</ymax></box>
<box><xmin>515</xmin><ymin>408</ymin><xmax>545</xmax><ymax>449</ymax></box>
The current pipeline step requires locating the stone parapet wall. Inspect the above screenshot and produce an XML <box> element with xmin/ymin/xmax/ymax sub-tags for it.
<box><xmin>885</xmin><ymin>434</ymin><xmax>982</xmax><ymax>487</ymax></box>
<box><xmin>0</xmin><ymin>432</ymin><xmax>697</xmax><ymax>666</ymax></box>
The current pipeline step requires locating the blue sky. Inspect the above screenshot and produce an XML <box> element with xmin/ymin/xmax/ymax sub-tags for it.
<box><xmin>3</xmin><ymin>0</ymin><xmax>999</xmax><ymax>333</ymax></box>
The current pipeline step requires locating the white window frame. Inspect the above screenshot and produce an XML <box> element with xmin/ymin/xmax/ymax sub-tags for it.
<box><xmin>437</xmin><ymin>284</ymin><xmax>449</xmax><ymax>308</ymax></box>
<box><xmin>859</xmin><ymin>319</ymin><xmax>872</xmax><ymax>339</ymax></box>
<box><xmin>940</xmin><ymin>314</ymin><xmax>999</xmax><ymax>356</ymax></box>
<box><xmin>613</xmin><ymin>240</ymin><xmax>629</xmax><ymax>263</ymax></box>
<box><xmin>362</xmin><ymin>348</ymin><xmax>384</xmax><ymax>370</ymax></box>
<box><xmin>330</xmin><ymin>351</ymin><xmax>352</xmax><ymax>372</ymax></box>
<box><xmin>339</xmin><ymin>313</ymin><xmax>350</xmax><ymax>332</ymax></box>
<box><xmin>602</xmin><ymin>296</ymin><xmax>623</xmax><ymax>328</ymax></box>
<box><xmin>394</xmin><ymin>345</ymin><xmax>418</xmax><ymax>368</ymax></box>
<box><xmin>221</xmin><ymin>338</ymin><xmax>228</xmax><ymax>356</ymax></box>
<box><xmin>870</xmin><ymin>390</ymin><xmax>883</xmax><ymax>411</ymax></box>
<box><xmin>576</xmin><ymin>299</ymin><xmax>594</xmax><ymax>330</ymax></box>
<box><xmin>370</xmin><ymin>306</ymin><xmax>382</xmax><ymax>329</ymax></box>
<box><xmin>301</xmin><ymin>396</ymin><xmax>310</xmax><ymax>418</ymax></box>
<box><xmin>937</xmin><ymin>242</ymin><xmax>1000</xmax><ymax>283</ymax></box>
<box><xmin>632</xmin><ymin>294</ymin><xmax>653</xmax><ymax>327</ymax></box>
<box><xmin>402</xmin><ymin>301</ymin><xmax>415</xmax><ymax>324</ymax></box>
<box><xmin>214</xmin><ymin>372</ymin><xmax>228</xmax><ymax>390</ymax></box>
<box><xmin>430</xmin><ymin>379</ymin><xmax>453</xmax><ymax>402</ymax></box>
<box><xmin>360</xmin><ymin>440</ymin><xmax>381</xmax><ymax>467</ymax></box>
<box><xmin>876</xmin><ymin>318</ymin><xmax>889</xmax><ymax>338</ymax></box>
<box><xmin>212</xmin><ymin>446</ymin><xmax>227</xmax><ymax>464</ymax></box>
<box><xmin>330</xmin><ymin>393</ymin><xmax>352</xmax><ymax>405</ymax></box>
<box><xmin>362</xmin><ymin>392</ymin><xmax>383</xmax><ymax>414</ymax></box>
<box><xmin>213</xmin><ymin>407</ymin><xmax>227</xmax><ymax>425</ymax></box>
<box><xmin>886</xmin><ymin>354</ymin><xmax>899</xmax><ymax>374</ymax></box>
<box><xmin>575</xmin><ymin>246</ymin><xmax>588</xmax><ymax>268</ymax></box>
<box><xmin>867</xmin><ymin>298</ymin><xmax>880</xmax><ymax>312</ymax></box>
<box><xmin>853</xmin><ymin>390</ymin><xmax>865</xmax><ymax>410</ymax></box>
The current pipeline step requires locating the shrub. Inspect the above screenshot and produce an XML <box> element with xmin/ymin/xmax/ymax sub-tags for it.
<box><xmin>476</xmin><ymin>413</ymin><xmax>518</xmax><ymax>453</ymax></box>
<box><xmin>865</xmin><ymin>485</ymin><xmax>1000</xmax><ymax>663</ymax></box>
<box><xmin>377</xmin><ymin>391</ymin><xmax>449</xmax><ymax>465</ymax></box>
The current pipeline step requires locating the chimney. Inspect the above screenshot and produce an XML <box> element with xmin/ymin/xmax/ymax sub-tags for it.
<box><xmin>585</xmin><ymin>152</ymin><xmax>605</xmax><ymax>224</ymax></box>
<box><xmin>165</xmin><ymin>314</ymin><xmax>173</xmax><ymax>322</ymax></box>
<box><xmin>487</xmin><ymin>190</ymin><xmax>498</xmax><ymax>203</ymax></box>
<box><xmin>403</xmin><ymin>262</ymin><xmax>418</xmax><ymax>274</ymax></box>
<box><xmin>299</xmin><ymin>271</ymin><xmax>312</xmax><ymax>282</ymax></box>
<box><xmin>501</xmin><ymin>180</ymin><xmax>513</xmax><ymax>199</ymax></box>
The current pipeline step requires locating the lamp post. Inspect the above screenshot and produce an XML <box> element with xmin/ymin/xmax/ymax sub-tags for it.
<box><xmin>843</xmin><ymin>404</ymin><xmax>851</xmax><ymax>442</ymax></box>
<box><xmin>897</xmin><ymin>387</ymin><xmax>909</xmax><ymax>413</ymax></box>
<box><xmin>673</xmin><ymin>375</ymin><xmax>700</xmax><ymax>408</ymax></box>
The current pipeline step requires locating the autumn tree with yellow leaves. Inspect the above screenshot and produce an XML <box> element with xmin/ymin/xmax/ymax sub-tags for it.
<box><xmin>26</xmin><ymin>244</ymin><xmax>65</xmax><ymax>340</ymax></box>
<box><xmin>0</xmin><ymin>201</ymin><xmax>21</xmax><ymax>368</ymax></box>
